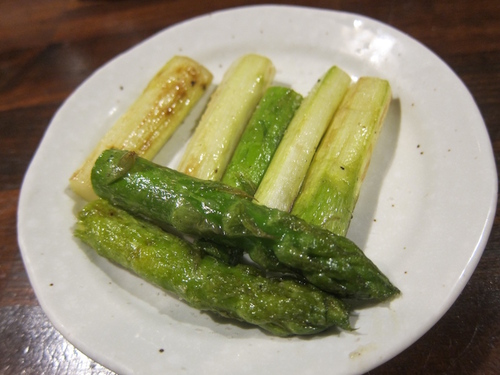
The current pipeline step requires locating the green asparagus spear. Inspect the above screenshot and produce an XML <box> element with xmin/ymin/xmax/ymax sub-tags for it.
<box><xmin>75</xmin><ymin>199</ymin><xmax>351</xmax><ymax>336</ymax></box>
<box><xmin>253</xmin><ymin>66</ymin><xmax>351</xmax><ymax>212</ymax></box>
<box><xmin>91</xmin><ymin>149</ymin><xmax>399</xmax><ymax>300</ymax></box>
<box><xmin>221</xmin><ymin>86</ymin><xmax>303</xmax><ymax>195</ymax></box>
<box><xmin>220</xmin><ymin>86</ymin><xmax>302</xmax><ymax>270</ymax></box>
<box><xmin>177</xmin><ymin>54</ymin><xmax>275</xmax><ymax>181</ymax></box>
<box><xmin>292</xmin><ymin>77</ymin><xmax>392</xmax><ymax>236</ymax></box>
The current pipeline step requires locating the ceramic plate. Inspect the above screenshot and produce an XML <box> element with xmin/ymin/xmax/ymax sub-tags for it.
<box><xmin>18</xmin><ymin>5</ymin><xmax>497</xmax><ymax>375</ymax></box>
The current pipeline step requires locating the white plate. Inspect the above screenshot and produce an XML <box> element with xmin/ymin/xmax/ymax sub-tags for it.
<box><xmin>18</xmin><ymin>5</ymin><xmax>497</xmax><ymax>375</ymax></box>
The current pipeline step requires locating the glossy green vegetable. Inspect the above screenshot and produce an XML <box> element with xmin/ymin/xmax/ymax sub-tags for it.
<box><xmin>292</xmin><ymin>77</ymin><xmax>392</xmax><ymax>236</ymax></box>
<box><xmin>75</xmin><ymin>199</ymin><xmax>351</xmax><ymax>336</ymax></box>
<box><xmin>91</xmin><ymin>149</ymin><xmax>399</xmax><ymax>300</ymax></box>
<box><xmin>222</xmin><ymin>86</ymin><xmax>303</xmax><ymax>195</ymax></box>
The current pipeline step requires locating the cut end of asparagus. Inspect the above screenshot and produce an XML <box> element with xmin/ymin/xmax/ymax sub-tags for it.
<box><xmin>177</xmin><ymin>54</ymin><xmax>276</xmax><ymax>181</ymax></box>
<box><xmin>69</xmin><ymin>55</ymin><xmax>213</xmax><ymax>201</ymax></box>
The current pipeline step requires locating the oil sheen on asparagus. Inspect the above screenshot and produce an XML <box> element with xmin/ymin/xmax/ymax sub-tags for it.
<box><xmin>177</xmin><ymin>54</ymin><xmax>275</xmax><ymax>181</ymax></box>
<box><xmin>221</xmin><ymin>86</ymin><xmax>303</xmax><ymax>195</ymax></box>
<box><xmin>70</xmin><ymin>56</ymin><xmax>213</xmax><ymax>201</ymax></box>
<box><xmin>219</xmin><ymin>85</ymin><xmax>303</xmax><ymax>270</ymax></box>
<box><xmin>91</xmin><ymin>149</ymin><xmax>400</xmax><ymax>300</ymax></box>
<box><xmin>75</xmin><ymin>199</ymin><xmax>351</xmax><ymax>336</ymax></box>
<box><xmin>254</xmin><ymin>66</ymin><xmax>351</xmax><ymax>212</ymax></box>
<box><xmin>292</xmin><ymin>77</ymin><xmax>392</xmax><ymax>236</ymax></box>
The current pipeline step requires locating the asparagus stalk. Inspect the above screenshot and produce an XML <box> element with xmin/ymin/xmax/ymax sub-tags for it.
<box><xmin>177</xmin><ymin>54</ymin><xmax>275</xmax><ymax>181</ymax></box>
<box><xmin>292</xmin><ymin>77</ymin><xmax>392</xmax><ymax>236</ymax></box>
<box><xmin>75</xmin><ymin>199</ymin><xmax>351</xmax><ymax>336</ymax></box>
<box><xmin>253</xmin><ymin>66</ymin><xmax>351</xmax><ymax>212</ymax></box>
<box><xmin>91</xmin><ymin>149</ymin><xmax>399</xmax><ymax>300</ymax></box>
<box><xmin>69</xmin><ymin>56</ymin><xmax>213</xmax><ymax>201</ymax></box>
<box><xmin>221</xmin><ymin>86</ymin><xmax>303</xmax><ymax>195</ymax></box>
<box><xmin>220</xmin><ymin>86</ymin><xmax>302</xmax><ymax>269</ymax></box>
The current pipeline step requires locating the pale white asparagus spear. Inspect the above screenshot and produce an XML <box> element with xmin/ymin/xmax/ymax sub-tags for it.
<box><xmin>292</xmin><ymin>77</ymin><xmax>392</xmax><ymax>235</ymax></box>
<box><xmin>70</xmin><ymin>55</ymin><xmax>213</xmax><ymax>201</ymax></box>
<box><xmin>253</xmin><ymin>66</ymin><xmax>351</xmax><ymax>211</ymax></box>
<box><xmin>177</xmin><ymin>54</ymin><xmax>275</xmax><ymax>181</ymax></box>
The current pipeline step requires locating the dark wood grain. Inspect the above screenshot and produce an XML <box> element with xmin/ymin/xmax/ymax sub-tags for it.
<box><xmin>1</xmin><ymin>1</ymin><xmax>499</xmax><ymax>374</ymax></box>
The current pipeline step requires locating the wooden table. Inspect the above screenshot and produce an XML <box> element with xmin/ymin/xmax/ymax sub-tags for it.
<box><xmin>1</xmin><ymin>1</ymin><xmax>499</xmax><ymax>373</ymax></box>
